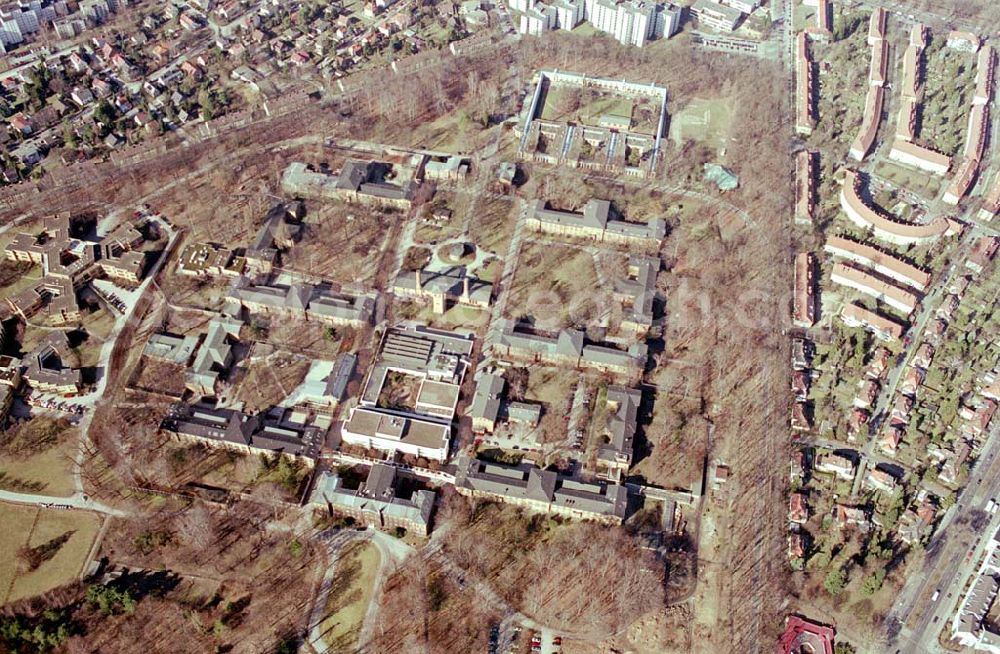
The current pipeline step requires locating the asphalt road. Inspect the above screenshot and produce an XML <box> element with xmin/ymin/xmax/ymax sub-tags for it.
<box><xmin>888</xmin><ymin>426</ymin><xmax>1000</xmax><ymax>653</ymax></box>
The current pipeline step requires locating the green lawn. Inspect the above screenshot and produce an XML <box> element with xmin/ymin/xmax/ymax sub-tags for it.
<box><xmin>319</xmin><ymin>540</ymin><xmax>381</xmax><ymax>653</ymax></box>
<box><xmin>870</xmin><ymin>161</ymin><xmax>944</xmax><ymax>201</ymax></box>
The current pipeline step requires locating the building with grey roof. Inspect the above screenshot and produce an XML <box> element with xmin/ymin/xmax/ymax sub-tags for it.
<box><xmin>454</xmin><ymin>455</ymin><xmax>628</xmax><ymax>524</ymax></box>
<box><xmin>595</xmin><ymin>385</ymin><xmax>641</xmax><ymax>481</ymax></box>
<box><xmin>423</xmin><ymin>155</ymin><xmax>469</xmax><ymax>181</ymax></box>
<box><xmin>493</xmin><ymin>319</ymin><xmax>647</xmax><ymax>381</ymax></box>
<box><xmin>186</xmin><ymin>317</ymin><xmax>242</xmax><ymax>397</ymax></box>
<box><xmin>507</xmin><ymin>401</ymin><xmax>542</xmax><ymax>426</ymax></box>
<box><xmin>243</xmin><ymin>203</ymin><xmax>301</xmax><ymax>277</ymax></box>
<box><xmin>614</xmin><ymin>256</ymin><xmax>659</xmax><ymax>334</ymax></box>
<box><xmin>310</xmin><ymin>464</ymin><xmax>435</xmax><ymax>536</ymax></box>
<box><xmin>282</xmin><ymin>159</ymin><xmax>420</xmax><ymax>209</ymax></box>
<box><xmin>23</xmin><ymin>331</ymin><xmax>82</xmax><ymax>395</ymax></box>
<box><xmin>526</xmin><ymin>198</ymin><xmax>665</xmax><ymax>247</ymax></box>
<box><xmin>229</xmin><ymin>280</ymin><xmax>375</xmax><ymax>327</ymax></box>
<box><xmin>341</xmin><ymin>324</ymin><xmax>474</xmax><ymax>462</ymax></box>
<box><xmin>295</xmin><ymin>353</ymin><xmax>357</xmax><ymax>409</ymax></box>
<box><xmin>953</xmin><ymin>528</ymin><xmax>1000</xmax><ymax>651</ymax></box>
<box><xmin>470</xmin><ymin>372</ymin><xmax>505</xmax><ymax>433</ymax></box>
<box><xmin>392</xmin><ymin>266</ymin><xmax>493</xmax><ymax>314</ymax></box>
<box><xmin>161</xmin><ymin>403</ymin><xmax>323</xmax><ymax>460</ymax></box>
<box><xmin>144</xmin><ymin>333</ymin><xmax>200</xmax><ymax>365</ymax></box>
<box><xmin>691</xmin><ymin>0</ymin><xmax>743</xmax><ymax>31</ymax></box>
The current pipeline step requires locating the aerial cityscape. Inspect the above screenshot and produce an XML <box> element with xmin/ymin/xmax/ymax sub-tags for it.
<box><xmin>0</xmin><ymin>0</ymin><xmax>998</xmax><ymax>653</ymax></box>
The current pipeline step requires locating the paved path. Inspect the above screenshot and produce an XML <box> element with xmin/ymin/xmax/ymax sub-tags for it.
<box><xmin>0</xmin><ymin>489</ymin><xmax>128</xmax><ymax>517</ymax></box>
<box><xmin>356</xmin><ymin>530</ymin><xmax>413</xmax><ymax>650</ymax></box>
<box><xmin>307</xmin><ymin>530</ymin><xmax>366</xmax><ymax>654</ymax></box>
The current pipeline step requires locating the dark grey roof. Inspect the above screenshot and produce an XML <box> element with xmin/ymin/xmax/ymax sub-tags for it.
<box><xmin>162</xmin><ymin>403</ymin><xmax>321</xmax><ymax>459</ymax></box>
<box><xmin>336</xmin><ymin>159</ymin><xmax>369</xmax><ymax>191</ymax></box>
<box><xmin>327</xmin><ymin>353</ymin><xmax>356</xmax><ymax>401</ymax></box>
<box><xmin>454</xmin><ymin>455</ymin><xmax>626</xmax><ymax>520</ymax></box>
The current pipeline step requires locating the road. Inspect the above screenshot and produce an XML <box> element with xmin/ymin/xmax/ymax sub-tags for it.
<box><xmin>307</xmin><ymin>529</ymin><xmax>366</xmax><ymax>654</ymax></box>
<box><xmin>0</xmin><ymin>489</ymin><xmax>128</xmax><ymax>517</ymax></box>
<box><xmin>851</xmin><ymin>228</ymin><xmax>980</xmax><ymax>498</ymax></box>
<box><xmin>887</xmin><ymin>422</ymin><xmax>1000</xmax><ymax>653</ymax></box>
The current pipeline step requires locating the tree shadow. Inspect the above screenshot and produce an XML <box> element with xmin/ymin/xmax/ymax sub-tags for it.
<box><xmin>18</xmin><ymin>530</ymin><xmax>75</xmax><ymax>572</ymax></box>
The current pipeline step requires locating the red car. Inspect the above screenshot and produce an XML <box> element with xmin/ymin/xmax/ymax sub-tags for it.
<box><xmin>553</xmin><ymin>637</ymin><xmax>562</xmax><ymax>645</ymax></box>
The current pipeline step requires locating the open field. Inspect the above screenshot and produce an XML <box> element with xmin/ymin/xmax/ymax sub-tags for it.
<box><xmin>232</xmin><ymin>350</ymin><xmax>311</xmax><ymax>413</ymax></box>
<box><xmin>505</xmin><ymin>242</ymin><xmax>608</xmax><ymax>330</ymax></box>
<box><xmin>0</xmin><ymin>504</ymin><xmax>101</xmax><ymax>605</ymax></box>
<box><xmin>396</xmin><ymin>301</ymin><xmax>491</xmax><ymax>332</ymax></box>
<box><xmin>160</xmin><ymin>268</ymin><xmax>233</xmax><ymax>310</ymax></box>
<box><xmin>539</xmin><ymin>84</ymin><xmax>661</xmax><ymax>135</ymax></box>
<box><xmin>131</xmin><ymin>358</ymin><xmax>188</xmax><ymax>396</ymax></box>
<box><xmin>0</xmin><ymin>417</ymin><xmax>79</xmax><ymax>497</ymax></box>
<box><xmin>870</xmin><ymin>160</ymin><xmax>944</xmax><ymax>201</ymax></box>
<box><xmin>468</xmin><ymin>196</ymin><xmax>518</xmax><ymax>255</ymax></box>
<box><xmin>669</xmin><ymin>97</ymin><xmax>733</xmax><ymax>150</ymax></box>
<box><xmin>541</xmin><ymin>85</ymin><xmax>632</xmax><ymax>125</ymax></box>
<box><xmin>0</xmin><ymin>260</ymin><xmax>42</xmax><ymax>298</ymax></box>
<box><xmin>415</xmin><ymin>191</ymin><xmax>472</xmax><ymax>244</ymax></box>
<box><xmin>319</xmin><ymin>540</ymin><xmax>381</xmax><ymax>652</ymax></box>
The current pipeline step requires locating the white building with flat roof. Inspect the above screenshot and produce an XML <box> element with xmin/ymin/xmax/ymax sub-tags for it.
<box><xmin>512</xmin><ymin>0</ymin><xmax>681</xmax><ymax>46</ymax></box>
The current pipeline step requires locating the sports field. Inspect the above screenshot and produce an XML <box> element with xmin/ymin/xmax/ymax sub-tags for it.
<box><xmin>669</xmin><ymin>97</ymin><xmax>734</xmax><ymax>149</ymax></box>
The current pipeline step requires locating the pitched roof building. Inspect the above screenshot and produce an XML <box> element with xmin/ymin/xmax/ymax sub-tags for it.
<box><xmin>310</xmin><ymin>465</ymin><xmax>436</xmax><ymax>536</ymax></box>
<box><xmin>840</xmin><ymin>171</ymin><xmax>950</xmax><ymax>244</ymax></box>
<box><xmin>824</xmin><ymin>236</ymin><xmax>931</xmax><ymax>290</ymax></box>
<box><xmin>162</xmin><ymin>403</ymin><xmax>323</xmax><ymax>459</ymax></box>
<box><xmin>525</xmin><ymin>199</ymin><xmax>666</xmax><ymax>247</ymax></box>
<box><xmin>454</xmin><ymin>455</ymin><xmax>627</xmax><ymax>524</ymax></box>
<box><xmin>793</xmin><ymin>252</ymin><xmax>816</xmax><ymax>328</ymax></box>
<box><xmin>830</xmin><ymin>262</ymin><xmax>920</xmax><ymax>316</ymax></box>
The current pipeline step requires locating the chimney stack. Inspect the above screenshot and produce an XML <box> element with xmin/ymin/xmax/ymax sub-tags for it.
<box><xmin>415</xmin><ymin>269</ymin><xmax>422</xmax><ymax>294</ymax></box>
<box><xmin>462</xmin><ymin>275</ymin><xmax>470</xmax><ymax>302</ymax></box>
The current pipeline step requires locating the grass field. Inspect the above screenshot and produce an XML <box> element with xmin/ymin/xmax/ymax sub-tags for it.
<box><xmin>161</xmin><ymin>269</ymin><xmax>233</xmax><ymax>310</ymax></box>
<box><xmin>0</xmin><ymin>504</ymin><xmax>101</xmax><ymax>605</ymax></box>
<box><xmin>233</xmin><ymin>351</ymin><xmax>311</xmax><ymax>413</ymax></box>
<box><xmin>871</xmin><ymin>161</ymin><xmax>944</xmax><ymax>201</ymax></box>
<box><xmin>319</xmin><ymin>540</ymin><xmax>381</xmax><ymax>653</ymax></box>
<box><xmin>468</xmin><ymin>196</ymin><xmax>518</xmax><ymax>255</ymax></box>
<box><xmin>396</xmin><ymin>302</ymin><xmax>491</xmax><ymax>332</ymax></box>
<box><xmin>505</xmin><ymin>242</ymin><xmax>607</xmax><ymax>330</ymax></box>
<box><xmin>669</xmin><ymin>97</ymin><xmax>733</xmax><ymax>150</ymax></box>
<box><xmin>525</xmin><ymin>367</ymin><xmax>577</xmax><ymax>407</ymax></box>
<box><xmin>541</xmin><ymin>85</ymin><xmax>635</xmax><ymax>129</ymax></box>
<box><xmin>0</xmin><ymin>417</ymin><xmax>79</xmax><ymax>497</ymax></box>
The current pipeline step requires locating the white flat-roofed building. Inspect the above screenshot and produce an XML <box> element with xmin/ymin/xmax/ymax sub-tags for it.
<box><xmin>341</xmin><ymin>407</ymin><xmax>451</xmax><ymax>462</ymax></box>
<box><xmin>690</xmin><ymin>0</ymin><xmax>740</xmax><ymax>32</ymax></box>
<box><xmin>513</xmin><ymin>0</ymin><xmax>680</xmax><ymax>45</ymax></box>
